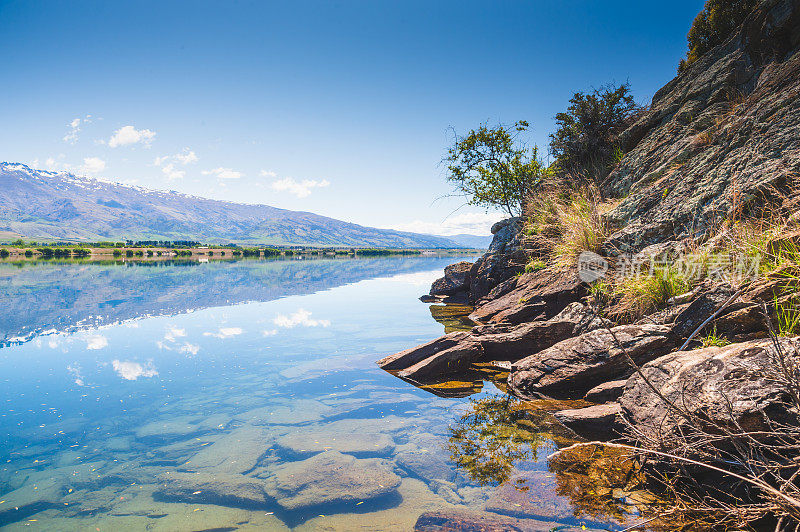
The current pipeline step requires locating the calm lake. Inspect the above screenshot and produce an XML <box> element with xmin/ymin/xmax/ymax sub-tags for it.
<box><xmin>0</xmin><ymin>256</ymin><xmax>638</xmax><ymax>531</ymax></box>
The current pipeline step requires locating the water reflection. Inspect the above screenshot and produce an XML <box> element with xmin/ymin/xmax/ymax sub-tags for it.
<box><xmin>0</xmin><ymin>256</ymin><xmax>462</xmax><ymax>346</ymax></box>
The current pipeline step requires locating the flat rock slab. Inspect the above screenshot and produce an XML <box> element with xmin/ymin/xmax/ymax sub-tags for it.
<box><xmin>153</xmin><ymin>471</ymin><xmax>269</xmax><ymax>508</ymax></box>
<box><xmin>263</xmin><ymin>450</ymin><xmax>401</xmax><ymax>510</ymax></box>
<box><xmin>186</xmin><ymin>425</ymin><xmax>270</xmax><ymax>474</ymax></box>
<box><xmin>135</xmin><ymin>418</ymin><xmax>208</xmax><ymax>442</ymax></box>
<box><xmin>508</xmin><ymin>324</ymin><xmax>674</xmax><ymax>399</ymax></box>
<box><xmin>383</xmin><ymin>303</ymin><xmax>608</xmax><ymax>383</ymax></box>
<box><xmin>277</xmin><ymin>430</ymin><xmax>394</xmax><ymax>458</ymax></box>
<box><xmin>415</xmin><ymin>508</ymin><xmax>580</xmax><ymax>532</ymax></box>
<box><xmin>553</xmin><ymin>402</ymin><xmax>623</xmax><ymax>441</ymax></box>
<box><xmin>233</xmin><ymin>399</ymin><xmax>334</xmax><ymax>425</ymax></box>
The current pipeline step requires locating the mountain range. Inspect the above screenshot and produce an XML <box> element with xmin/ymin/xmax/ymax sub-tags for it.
<box><xmin>0</xmin><ymin>163</ymin><xmax>488</xmax><ymax>248</ymax></box>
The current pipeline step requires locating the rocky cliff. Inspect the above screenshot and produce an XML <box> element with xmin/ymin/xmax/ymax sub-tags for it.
<box><xmin>602</xmin><ymin>0</ymin><xmax>800</xmax><ymax>251</ymax></box>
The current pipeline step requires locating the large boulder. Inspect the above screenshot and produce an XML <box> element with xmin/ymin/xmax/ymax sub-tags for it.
<box><xmin>469</xmin><ymin>268</ymin><xmax>587</xmax><ymax>325</ymax></box>
<box><xmin>619</xmin><ymin>338</ymin><xmax>800</xmax><ymax>441</ymax></box>
<box><xmin>469</xmin><ymin>217</ymin><xmax>527</xmax><ymax>303</ymax></box>
<box><xmin>429</xmin><ymin>261</ymin><xmax>473</xmax><ymax>297</ymax></box>
<box><xmin>508</xmin><ymin>324</ymin><xmax>675</xmax><ymax>399</ymax></box>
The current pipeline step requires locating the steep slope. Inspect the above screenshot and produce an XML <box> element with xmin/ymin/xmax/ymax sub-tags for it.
<box><xmin>0</xmin><ymin>163</ymin><xmax>460</xmax><ymax>248</ymax></box>
<box><xmin>602</xmin><ymin>0</ymin><xmax>800</xmax><ymax>251</ymax></box>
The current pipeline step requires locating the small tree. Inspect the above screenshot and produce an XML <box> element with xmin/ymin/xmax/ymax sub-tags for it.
<box><xmin>549</xmin><ymin>83</ymin><xmax>638</xmax><ymax>182</ymax></box>
<box><xmin>678</xmin><ymin>0</ymin><xmax>757</xmax><ymax>73</ymax></box>
<box><xmin>444</xmin><ymin>121</ymin><xmax>549</xmax><ymax>218</ymax></box>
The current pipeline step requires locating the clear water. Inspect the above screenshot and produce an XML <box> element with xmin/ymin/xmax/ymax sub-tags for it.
<box><xmin>0</xmin><ymin>257</ymin><xmax>634</xmax><ymax>531</ymax></box>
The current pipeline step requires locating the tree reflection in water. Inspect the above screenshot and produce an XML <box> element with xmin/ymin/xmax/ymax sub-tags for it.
<box><xmin>447</xmin><ymin>394</ymin><xmax>552</xmax><ymax>486</ymax></box>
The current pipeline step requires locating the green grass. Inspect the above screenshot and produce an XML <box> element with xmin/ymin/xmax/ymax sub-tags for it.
<box><xmin>701</xmin><ymin>326</ymin><xmax>730</xmax><ymax>348</ymax></box>
<box><xmin>613</xmin><ymin>267</ymin><xmax>690</xmax><ymax>321</ymax></box>
<box><xmin>524</xmin><ymin>259</ymin><xmax>547</xmax><ymax>273</ymax></box>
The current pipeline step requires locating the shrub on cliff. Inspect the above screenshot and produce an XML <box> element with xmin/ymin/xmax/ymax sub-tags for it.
<box><xmin>549</xmin><ymin>83</ymin><xmax>639</xmax><ymax>183</ymax></box>
<box><xmin>678</xmin><ymin>0</ymin><xmax>758</xmax><ymax>73</ymax></box>
<box><xmin>444</xmin><ymin>121</ymin><xmax>550</xmax><ymax>218</ymax></box>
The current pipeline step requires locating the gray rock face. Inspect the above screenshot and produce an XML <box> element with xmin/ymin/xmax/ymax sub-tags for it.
<box><xmin>262</xmin><ymin>451</ymin><xmax>401</xmax><ymax>510</ymax></box>
<box><xmin>602</xmin><ymin>0</ymin><xmax>800</xmax><ymax>251</ymax></box>
<box><xmin>619</xmin><ymin>338</ymin><xmax>800</xmax><ymax>440</ymax></box>
<box><xmin>469</xmin><ymin>217</ymin><xmax>527</xmax><ymax>303</ymax></box>
<box><xmin>430</xmin><ymin>261</ymin><xmax>473</xmax><ymax>297</ymax></box>
<box><xmin>553</xmin><ymin>402</ymin><xmax>623</xmax><ymax>440</ymax></box>
<box><xmin>469</xmin><ymin>268</ymin><xmax>587</xmax><ymax>325</ymax></box>
<box><xmin>508</xmin><ymin>324</ymin><xmax>675</xmax><ymax>398</ymax></box>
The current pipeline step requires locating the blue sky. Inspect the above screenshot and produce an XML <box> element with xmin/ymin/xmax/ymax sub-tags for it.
<box><xmin>0</xmin><ymin>0</ymin><xmax>703</xmax><ymax>236</ymax></box>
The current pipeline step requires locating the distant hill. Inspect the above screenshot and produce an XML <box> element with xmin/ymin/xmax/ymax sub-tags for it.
<box><xmin>0</xmin><ymin>163</ymin><xmax>461</xmax><ymax>248</ymax></box>
<box><xmin>440</xmin><ymin>233</ymin><xmax>493</xmax><ymax>249</ymax></box>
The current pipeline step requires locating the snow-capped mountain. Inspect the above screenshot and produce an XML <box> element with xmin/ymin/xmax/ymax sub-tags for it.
<box><xmin>0</xmin><ymin>163</ymin><xmax>461</xmax><ymax>248</ymax></box>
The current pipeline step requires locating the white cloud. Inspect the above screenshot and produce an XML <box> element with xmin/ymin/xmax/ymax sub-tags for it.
<box><xmin>108</xmin><ymin>125</ymin><xmax>156</xmax><ymax>148</ymax></box>
<box><xmin>260</xmin><ymin>170</ymin><xmax>277</xmax><ymax>178</ymax></box>
<box><xmin>154</xmin><ymin>148</ymin><xmax>197</xmax><ymax>181</ymax></box>
<box><xmin>273</xmin><ymin>309</ymin><xmax>330</xmax><ymax>328</ymax></box>
<box><xmin>174</xmin><ymin>150</ymin><xmax>198</xmax><ymax>165</ymax></box>
<box><xmin>381</xmin><ymin>211</ymin><xmax>504</xmax><ymax>237</ymax></box>
<box><xmin>262</xmin><ymin>329</ymin><xmax>278</xmax><ymax>336</ymax></box>
<box><xmin>179</xmin><ymin>343</ymin><xmax>200</xmax><ymax>356</ymax></box>
<box><xmin>203</xmin><ymin>327</ymin><xmax>243</xmax><ymax>339</ymax></box>
<box><xmin>80</xmin><ymin>157</ymin><xmax>106</xmax><ymax>174</ymax></box>
<box><xmin>202</xmin><ymin>167</ymin><xmax>242</xmax><ymax>180</ymax></box>
<box><xmin>112</xmin><ymin>359</ymin><xmax>158</xmax><ymax>380</ymax></box>
<box><xmin>86</xmin><ymin>335</ymin><xmax>108</xmax><ymax>350</ymax></box>
<box><xmin>63</xmin><ymin>116</ymin><xmax>91</xmax><ymax>144</ymax></box>
<box><xmin>161</xmin><ymin>163</ymin><xmax>184</xmax><ymax>180</ymax></box>
<box><xmin>271</xmin><ymin>177</ymin><xmax>330</xmax><ymax>198</ymax></box>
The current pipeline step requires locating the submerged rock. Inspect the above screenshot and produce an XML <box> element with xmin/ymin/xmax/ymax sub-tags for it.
<box><xmin>263</xmin><ymin>450</ymin><xmax>401</xmax><ymax>510</ymax></box>
<box><xmin>276</xmin><ymin>418</ymin><xmax>396</xmax><ymax>458</ymax></box>
<box><xmin>186</xmin><ymin>425</ymin><xmax>270</xmax><ymax>474</ymax></box>
<box><xmin>414</xmin><ymin>507</ymin><xmax>564</xmax><ymax>532</ymax></box>
<box><xmin>508</xmin><ymin>324</ymin><xmax>674</xmax><ymax>399</ymax></box>
<box><xmin>153</xmin><ymin>471</ymin><xmax>269</xmax><ymax>508</ymax></box>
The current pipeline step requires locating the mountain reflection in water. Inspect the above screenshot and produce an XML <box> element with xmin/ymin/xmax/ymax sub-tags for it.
<box><xmin>0</xmin><ymin>256</ymin><xmax>653</xmax><ymax>531</ymax></box>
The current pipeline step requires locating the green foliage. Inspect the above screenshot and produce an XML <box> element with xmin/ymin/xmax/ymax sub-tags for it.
<box><xmin>678</xmin><ymin>0</ymin><xmax>757</xmax><ymax>72</ymax></box>
<box><xmin>113</xmin><ymin>249</ymin><xmax>122</xmax><ymax>258</ymax></box>
<box><xmin>549</xmin><ymin>83</ymin><xmax>638</xmax><ymax>182</ymax></box>
<box><xmin>445</xmin><ymin>121</ymin><xmax>550</xmax><ymax>217</ymax></box>
<box><xmin>0</xmin><ymin>249</ymin><xmax>9</xmax><ymax>258</ymax></box>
